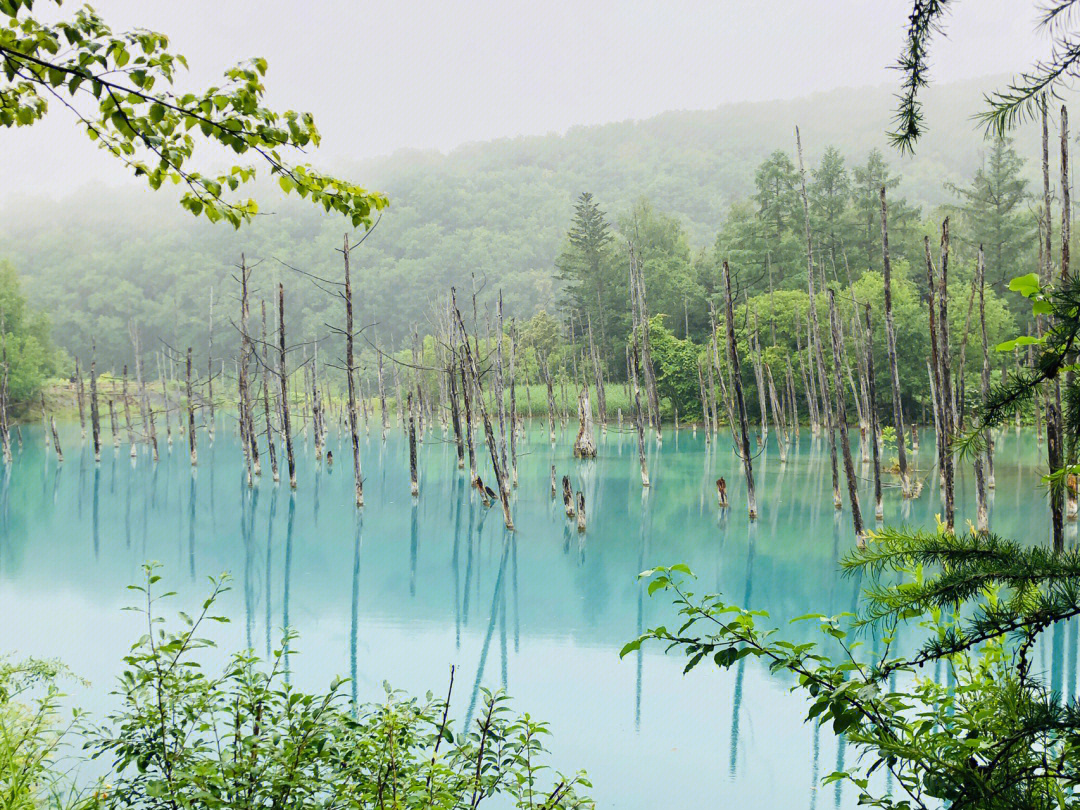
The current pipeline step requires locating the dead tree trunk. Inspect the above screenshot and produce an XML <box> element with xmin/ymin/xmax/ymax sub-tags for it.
<box><xmin>574</xmin><ymin>384</ymin><xmax>598</xmax><ymax>458</ymax></box>
<box><xmin>542</xmin><ymin>356</ymin><xmax>557</xmax><ymax>443</ymax></box>
<box><xmin>935</xmin><ymin>222</ymin><xmax>956</xmax><ymax>532</ymax></box>
<box><xmin>260</xmin><ymin>301</ymin><xmax>278</xmax><ymax>481</ymax></box>
<box><xmin>74</xmin><ymin>356</ymin><xmax>86</xmax><ymax>439</ymax></box>
<box><xmin>827</xmin><ymin>290</ymin><xmax>865</xmax><ymax>542</ymax></box>
<box><xmin>495</xmin><ymin>293</ymin><xmax>510</xmax><ymax>494</ymax></box>
<box><xmin>630</xmin><ymin>345</ymin><xmax>650</xmax><ymax>488</ymax></box>
<box><xmin>765</xmin><ymin>364</ymin><xmax>788</xmax><ymax>463</ymax></box>
<box><xmin>588</xmin><ymin>316</ymin><xmax>606</xmax><ymax>424</ymax></box>
<box><xmin>109</xmin><ymin>398</ymin><xmax>118</xmax><ymax>449</ymax></box>
<box><xmin>130</xmin><ymin>323</ymin><xmax>158</xmax><ymax>462</ymax></box>
<box><xmin>460</xmin><ymin>355</ymin><xmax>478</xmax><ymax>484</ymax></box>
<box><xmin>186</xmin><ymin>347</ymin><xmax>197</xmax><ymax>467</ymax></box>
<box><xmin>272</xmin><ymin>284</ymin><xmax>296</xmax><ymax>488</ymax></box>
<box><xmin>797</xmin><ymin>128</ymin><xmax>839</xmax><ymax>508</ymax></box>
<box><xmin>408</xmin><ymin>392</ymin><xmax>419</xmax><ymax>496</ymax></box>
<box><xmin>723</xmin><ymin>261</ymin><xmax>756</xmax><ymax>519</ymax></box>
<box><xmin>880</xmin><ymin>188</ymin><xmax>911</xmax><ymax>497</ymax></box>
<box><xmin>977</xmin><ymin>247</ymin><xmax>995</xmax><ymax>490</ymax></box>
<box><xmin>342</xmin><ymin>236</ymin><xmax>362</xmax><ymax>505</ymax></box>
<box><xmin>89</xmin><ymin>341</ymin><xmax>101</xmax><ymax>462</ymax></box>
<box><xmin>509</xmin><ymin>318</ymin><xmax>519</xmax><ymax>486</ymax></box>
<box><xmin>122</xmin><ymin>363</ymin><xmax>135</xmax><ymax>457</ymax></box>
<box><xmin>1063</xmin><ymin>105</ymin><xmax>1077</xmax><ymax>522</ymax></box>
<box><xmin>448</xmin><ymin>332</ymin><xmax>465</xmax><ymax>469</ymax></box>
<box><xmin>0</xmin><ymin>325</ymin><xmax>9</xmax><ymax>464</ymax></box>
<box><xmin>237</xmin><ymin>256</ymin><xmax>260</xmax><ymax>482</ymax></box>
<box><xmin>452</xmin><ymin>289</ymin><xmax>514</xmax><ymax>529</ymax></box>
<box><xmin>207</xmin><ymin>286</ymin><xmax>215</xmax><ymax>440</ymax></box>
<box><xmin>863</xmin><ymin>305</ymin><xmax>884</xmax><ymax>522</ymax></box>
<box><xmin>50</xmin><ymin>415</ymin><xmax>62</xmax><ymax>462</ymax></box>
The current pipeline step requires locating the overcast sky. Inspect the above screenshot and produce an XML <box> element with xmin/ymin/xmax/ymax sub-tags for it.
<box><xmin>0</xmin><ymin>0</ymin><xmax>1055</xmax><ymax>198</ymax></box>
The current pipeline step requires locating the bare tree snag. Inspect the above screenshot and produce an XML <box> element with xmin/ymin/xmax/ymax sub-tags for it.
<box><xmin>278</xmin><ymin>283</ymin><xmax>297</xmax><ymax>490</ymax></box>
<box><xmin>342</xmin><ymin>236</ymin><xmax>363</xmax><ymax>505</ymax></box>
<box><xmin>827</xmin><ymin>290</ymin><xmax>864</xmax><ymax>543</ymax></box>
<box><xmin>122</xmin><ymin>363</ymin><xmax>135</xmax><ymax>457</ymax></box>
<box><xmin>723</xmin><ymin>261</ymin><xmax>756</xmax><ymax>519</ymax></box>
<box><xmin>880</xmin><ymin>187</ymin><xmax>911</xmax><ymax>497</ymax></box>
<box><xmin>259</xmin><ymin>302</ymin><xmax>278</xmax><ymax>481</ymax></box>
<box><xmin>186</xmin><ymin>347</ymin><xmax>197</xmax><ymax>467</ymax></box>
<box><xmin>796</xmin><ymin>128</ymin><xmax>840</xmax><ymax>508</ymax></box>
<box><xmin>574</xmin><ymin>384</ymin><xmax>597</xmax><ymax>458</ymax></box>
<box><xmin>88</xmin><ymin>343</ymin><xmax>100</xmax><ymax>460</ymax></box>
<box><xmin>408</xmin><ymin>392</ymin><xmax>419</xmax><ymax>497</ymax></box>
<box><xmin>50</xmin><ymin>415</ymin><xmax>62</xmax><ymax>462</ymax></box>
<box><xmin>452</xmin><ymin>288</ymin><xmax>514</xmax><ymax>529</ymax></box>
<box><xmin>977</xmin><ymin>247</ymin><xmax>995</xmax><ymax>491</ymax></box>
<box><xmin>863</xmin><ymin>305</ymin><xmax>884</xmax><ymax>522</ymax></box>
<box><xmin>562</xmin><ymin>475</ymin><xmax>575</xmax><ymax>517</ymax></box>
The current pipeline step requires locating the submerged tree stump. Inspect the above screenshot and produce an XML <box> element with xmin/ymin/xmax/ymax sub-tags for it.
<box><xmin>573</xmin><ymin>386</ymin><xmax>597</xmax><ymax>459</ymax></box>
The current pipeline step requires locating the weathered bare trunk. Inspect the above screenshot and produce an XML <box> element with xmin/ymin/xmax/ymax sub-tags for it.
<box><xmin>587</xmin><ymin>316</ymin><xmax>606</xmax><ymax>424</ymax></box>
<box><xmin>977</xmin><ymin>247</ymin><xmax>995</xmax><ymax>491</ymax></box>
<box><xmin>880</xmin><ymin>188</ymin><xmax>911</xmax><ymax>497</ymax></box>
<box><xmin>796</xmin><ymin>128</ymin><xmax>839</xmax><ymax>508</ymax></box>
<box><xmin>563</xmin><ymin>475</ymin><xmax>575</xmax><ymax>517</ymax></box>
<box><xmin>495</xmin><ymin>293</ymin><xmax>510</xmax><ymax>495</ymax></box>
<box><xmin>461</xmin><ymin>356</ymin><xmax>478</xmax><ymax>484</ymax></box>
<box><xmin>237</xmin><ymin>256</ymin><xmax>260</xmax><ymax>483</ymax></box>
<box><xmin>936</xmin><ymin>222</ymin><xmax>956</xmax><ymax>531</ymax></box>
<box><xmin>88</xmin><ymin>343</ymin><xmax>100</xmax><ymax>460</ymax></box>
<box><xmin>50</xmin><ymin>415</ymin><xmax>63</xmax><ymax>462</ymax></box>
<box><xmin>765</xmin><ymin>364</ymin><xmax>788</xmax><ymax>463</ymax></box>
<box><xmin>278</xmin><ymin>284</ymin><xmax>297</xmax><ymax>489</ymax></box>
<box><xmin>342</xmin><ymin>237</ymin><xmax>362</xmax><ymax>505</ymax></box>
<box><xmin>576</xmin><ymin>491</ymin><xmax>586</xmax><ymax>533</ymax></box>
<box><xmin>574</xmin><ymin>385</ymin><xmax>597</xmax><ymax>458</ymax></box>
<box><xmin>109</xmin><ymin>398</ymin><xmax>118</xmax><ymax>449</ymax></box>
<box><xmin>509</xmin><ymin>318</ymin><xmax>519</xmax><ymax>486</ymax></box>
<box><xmin>122</xmin><ymin>363</ymin><xmax>136</xmax><ymax>457</ymax></box>
<box><xmin>207</xmin><ymin>286</ymin><xmax>215</xmax><ymax>439</ymax></box>
<box><xmin>75</xmin><ymin>356</ymin><xmax>86</xmax><ymax>439</ymax></box>
<box><xmin>408</xmin><ymin>392</ymin><xmax>419</xmax><ymax>496</ymax></box>
<box><xmin>130</xmin><ymin>323</ymin><xmax>158</xmax><ymax>462</ymax></box>
<box><xmin>542</xmin><ymin>357</ymin><xmax>557</xmax><ymax>443</ymax></box>
<box><xmin>630</xmin><ymin>345</ymin><xmax>650</xmax><ymax>488</ymax></box>
<box><xmin>311</xmin><ymin>347</ymin><xmax>324</xmax><ymax>463</ymax></box>
<box><xmin>716</xmin><ymin>477</ymin><xmax>728</xmax><ymax>508</ymax></box>
<box><xmin>260</xmin><ymin>302</ymin><xmax>278</xmax><ymax>481</ymax></box>
<box><xmin>723</xmin><ymin>261</ymin><xmax>756</xmax><ymax>519</ymax></box>
<box><xmin>0</xmin><ymin>324</ymin><xmax>9</xmax><ymax>464</ymax></box>
<box><xmin>186</xmin><ymin>347</ymin><xmax>197</xmax><ymax>466</ymax></box>
<box><xmin>1063</xmin><ymin>106</ymin><xmax>1077</xmax><ymax>522</ymax></box>
<box><xmin>863</xmin><ymin>305</ymin><xmax>884</xmax><ymax>522</ymax></box>
<box><xmin>452</xmin><ymin>289</ymin><xmax>514</xmax><ymax>529</ymax></box>
<box><xmin>827</xmin><ymin>290</ymin><xmax>864</xmax><ymax>542</ymax></box>
<box><xmin>448</xmin><ymin>332</ymin><xmax>465</xmax><ymax>469</ymax></box>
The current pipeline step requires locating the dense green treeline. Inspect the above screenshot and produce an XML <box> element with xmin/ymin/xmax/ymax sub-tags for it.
<box><xmin>0</xmin><ymin>77</ymin><xmax>1054</xmax><ymax>408</ymax></box>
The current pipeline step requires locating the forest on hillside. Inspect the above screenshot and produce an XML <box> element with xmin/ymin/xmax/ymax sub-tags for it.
<box><xmin>0</xmin><ymin>75</ymin><xmax>1051</xmax><ymax>396</ymax></box>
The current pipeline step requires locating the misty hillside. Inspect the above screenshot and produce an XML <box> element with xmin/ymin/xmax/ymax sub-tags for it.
<box><xmin>0</xmin><ymin>74</ymin><xmax>1049</xmax><ymax>366</ymax></box>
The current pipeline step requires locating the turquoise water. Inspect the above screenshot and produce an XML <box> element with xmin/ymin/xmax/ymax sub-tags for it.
<box><xmin>0</xmin><ymin>420</ymin><xmax>1064</xmax><ymax>808</ymax></box>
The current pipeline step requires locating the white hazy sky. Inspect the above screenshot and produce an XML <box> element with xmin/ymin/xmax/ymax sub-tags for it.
<box><xmin>0</xmin><ymin>0</ymin><xmax>1055</xmax><ymax>197</ymax></box>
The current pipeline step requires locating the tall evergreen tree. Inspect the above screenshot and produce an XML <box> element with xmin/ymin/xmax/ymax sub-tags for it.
<box><xmin>947</xmin><ymin>137</ymin><xmax>1035</xmax><ymax>290</ymax></box>
<box><xmin>851</xmin><ymin>149</ymin><xmax>918</xmax><ymax>274</ymax></box>
<box><xmin>809</xmin><ymin>146</ymin><xmax>853</xmax><ymax>268</ymax></box>
<box><xmin>556</xmin><ymin>192</ymin><xmax>617</xmax><ymax>360</ymax></box>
